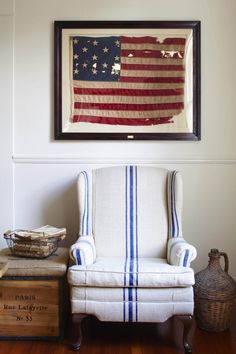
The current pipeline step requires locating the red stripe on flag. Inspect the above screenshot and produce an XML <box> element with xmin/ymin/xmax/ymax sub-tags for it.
<box><xmin>74</xmin><ymin>87</ymin><xmax>184</xmax><ymax>97</ymax></box>
<box><xmin>163</xmin><ymin>38</ymin><xmax>186</xmax><ymax>45</ymax></box>
<box><xmin>121</xmin><ymin>36</ymin><xmax>186</xmax><ymax>45</ymax></box>
<box><xmin>121</xmin><ymin>49</ymin><xmax>184</xmax><ymax>59</ymax></box>
<box><xmin>73</xmin><ymin>115</ymin><xmax>173</xmax><ymax>126</ymax></box>
<box><xmin>121</xmin><ymin>63</ymin><xmax>185</xmax><ymax>71</ymax></box>
<box><xmin>121</xmin><ymin>36</ymin><xmax>159</xmax><ymax>44</ymax></box>
<box><xmin>74</xmin><ymin>102</ymin><xmax>184</xmax><ymax>111</ymax></box>
<box><xmin>120</xmin><ymin>76</ymin><xmax>185</xmax><ymax>84</ymax></box>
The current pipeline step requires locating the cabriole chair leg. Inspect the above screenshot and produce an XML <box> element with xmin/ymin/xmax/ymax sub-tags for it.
<box><xmin>176</xmin><ymin>315</ymin><xmax>194</xmax><ymax>353</ymax></box>
<box><xmin>70</xmin><ymin>313</ymin><xmax>87</xmax><ymax>351</ymax></box>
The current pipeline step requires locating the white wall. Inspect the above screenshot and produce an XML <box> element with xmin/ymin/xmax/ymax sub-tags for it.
<box><xmin>1</xmin><ymin>0</ymin><xmax>236</xmax><ymax>276</ymax></box>
<box><xmin>0</xmin><ymin>0</ymin><xmax>14</xmax><ymax>239</ymax></box>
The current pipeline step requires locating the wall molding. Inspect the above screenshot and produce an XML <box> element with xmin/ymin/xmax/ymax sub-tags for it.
<box><xmin>12</xmin><ymin>155</ymin><xmax>236</xmax><ymax>165</ymax></box>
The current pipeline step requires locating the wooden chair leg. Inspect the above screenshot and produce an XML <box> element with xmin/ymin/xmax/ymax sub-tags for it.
<box><xmin>176</xmin><ymin>315</ymin><xmax>194</xmax><ymax>353</ymax></box>
<box><xmin>70</xmin><ymin>313</ymin><xmax>88</xmax><ymax>351</ymax></box>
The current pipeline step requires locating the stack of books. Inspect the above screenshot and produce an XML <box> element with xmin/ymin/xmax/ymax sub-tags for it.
<box><xmin>4</xmin><ymin>225</ymin><xmax>66</xmax><ymax>259</ymax></box>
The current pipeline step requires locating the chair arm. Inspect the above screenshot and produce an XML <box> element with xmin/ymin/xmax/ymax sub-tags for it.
<box><xmin>167</xmin><ymin>238</ymin><xmax>197</xmax><ymax>267</ymax></box>
<box><xmin>69</xmin><ymin>235</ymin><xmax>96</xmax><ymax>265</ymax></box>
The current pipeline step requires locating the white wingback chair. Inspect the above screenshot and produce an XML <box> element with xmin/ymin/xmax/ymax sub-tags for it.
<box><xmin>67</xmin><ymin>166</ymin><xmax>197</xmax><ymax>352</ymax></box>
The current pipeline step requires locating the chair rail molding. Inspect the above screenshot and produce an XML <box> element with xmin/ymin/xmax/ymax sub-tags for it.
<box><xmin>12</xmin><ymin>155</ymin><xmax>236</xmax><ymax>165</ymax></box>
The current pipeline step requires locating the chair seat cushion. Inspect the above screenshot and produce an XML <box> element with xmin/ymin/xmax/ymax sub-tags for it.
<box><xmin>68</xmin><ymin>257</ymin><xmax>194</xmax><ymax>288</ymax></box>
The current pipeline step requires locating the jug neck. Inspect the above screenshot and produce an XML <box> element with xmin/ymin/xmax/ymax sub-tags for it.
<box><xmin>208</xmin><ymin>249</ymin><xmax>222</xmax><ymax>270</ymax></box>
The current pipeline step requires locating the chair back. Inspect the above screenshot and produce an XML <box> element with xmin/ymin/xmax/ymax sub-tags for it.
<box><xmin>77</xmin><ymin>166</ymin><xmax>183</xmax><ymax>259</ymax></box>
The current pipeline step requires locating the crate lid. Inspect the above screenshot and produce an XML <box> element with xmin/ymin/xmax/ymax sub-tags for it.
<box><xmin>0</xmin><ymin>247</ymin><xmax>69</xmax><ymax>277</ymax></box>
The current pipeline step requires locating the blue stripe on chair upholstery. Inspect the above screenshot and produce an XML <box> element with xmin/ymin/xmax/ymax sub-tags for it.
<box><xmin>79</xmin><ymin>170</ymin><xmax>93</xmax><ymax>236</ymax></box>
<box><xmin>167</xmin><ymin>237</ymin><xmax>197</xmax><ymax>267</ymax></box>
<box><xmin>168</xmin><ymin>170</ymin><xmax>182</xmax><ymax>238</ymax></box>
<box><xmin>81</xmin><ymin>171</ymin><xmax>89</xmax><ymax>235</ymax></box>
<box><xmin>76</xmin><ymin>249</ymin><xmax>82</xmax><ymax>265</ymax></box>
<box><xmin>124</xmin><ymin>166</ymin><xmax>139</xmax><ymax>322</ymax></box>
<box><xmin>183</xmin><ymin>249</ymin><xmax>190</xmax><ymax>267</ymax></box>
<box><xmin>70</xmin><ymin>235</ymin><xmax>96</xmax><ymax>265</ymax></box>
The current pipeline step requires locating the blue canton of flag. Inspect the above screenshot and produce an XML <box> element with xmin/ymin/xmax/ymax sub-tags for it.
<box><xmin>73</xmin><ymin>36</ymin><xmax>121</xmax><ymax>81</ymax></box>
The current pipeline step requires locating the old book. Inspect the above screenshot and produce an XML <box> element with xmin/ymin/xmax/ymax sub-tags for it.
<box><xmin>14</xmin><ymin>225</ymin><xmax>66</xmax><ymax>241</ymax></box>
<box><xmin>33</xmin><ymin>225</ymin><xmax>66</xmax><ymax>238</ymax></box>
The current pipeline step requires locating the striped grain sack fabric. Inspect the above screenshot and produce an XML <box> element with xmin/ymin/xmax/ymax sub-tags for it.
<box><xmin>70</xmin><ymin>166</ymin><xmax>196</xmax><ymax>267</ymax></box>
<box><xmin>167</xmin><ymin>170</ymin><xmax>197</xmax><ymax>267</ymax></box>
<box><xmin>73</xmin><ymin>167</ymin><xmax>185</xmax><ymax>262</ymax></box>
<box><xmin>68</xmin><ymin>166</ymin><xmax>197</xmax><ymax>323</ymax></box>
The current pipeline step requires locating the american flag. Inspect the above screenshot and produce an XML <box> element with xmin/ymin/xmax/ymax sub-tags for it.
<box><xmin>71</xmin><ymin>35</ymin><xmax>186</xmax><ymax>126</ymax></box>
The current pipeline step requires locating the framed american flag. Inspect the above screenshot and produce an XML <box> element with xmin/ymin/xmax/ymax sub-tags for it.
<box><xmin>54</xmin><ymin>21</ymin><xmax>200</xmax><ymax>140</ymax></box>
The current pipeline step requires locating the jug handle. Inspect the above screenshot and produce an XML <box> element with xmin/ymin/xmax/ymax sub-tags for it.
<box><xmin>220</xmin><ymin>252</ymin><xmax>229</xmax><ymax>273</ymax></box>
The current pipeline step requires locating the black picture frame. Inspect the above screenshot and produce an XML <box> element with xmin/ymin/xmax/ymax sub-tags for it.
<box><xmin>54</xmin><ymin>20</ymin><xmax>200</xmax><ymax>140</ymax></box>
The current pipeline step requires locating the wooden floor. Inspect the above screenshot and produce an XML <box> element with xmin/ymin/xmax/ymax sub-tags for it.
<box><xmin>0</xmin><ymin>307</ymin><xmax>235</xmax><ymax>354</ymax></box>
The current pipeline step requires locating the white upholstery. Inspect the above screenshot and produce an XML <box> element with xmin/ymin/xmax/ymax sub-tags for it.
<box><xmin>167</xmin><ymin>170</ymin><xmax>183</xmax><ymax>237</ymax></box>
<box><xmin>70</xmin><ymin>236</ymin><xmax>96</xmax><ymax>266</ymax></box>
<box><xmin>70</xmin><ymin>287</ymin><xmax>194</xmax><ymax>323</ymax></box>
<box><xmin>93</xmin><ymin>166</ymin><xmax>168</xmax><ymax>258</ymax></box>
<box><xmin>167</xmin><ymin>237</ymin><xmax>197</xmax><ymax>267</ymax></box>
<box><xmin>68</xmin><ymin>257</ymin><xmax>194</xmax><ymax>288</ymax></box>
<box><xmin>77</xmin><ymin>166</ymin><xmax>170</xmax><ymax>259</ymax></box>
<box><xmin>68</xmin><ymin>166</ymin><xmax>197</xmax><ymax>323</ymax></box>
<box><xmin>71</xmin><ymin>286</ymin><xmax>193</xmax><ymax>303</ymax></box>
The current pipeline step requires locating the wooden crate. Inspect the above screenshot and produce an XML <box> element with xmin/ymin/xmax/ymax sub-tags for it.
<box><xmin>0</xmin><ymin>247</ymin><xmax>68</xmax><ymax>340</ymax></box>
<box><xmin>0</xmin><ymin>277</ymin><xmax>64</xmax><ymax>339</ymax></box>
